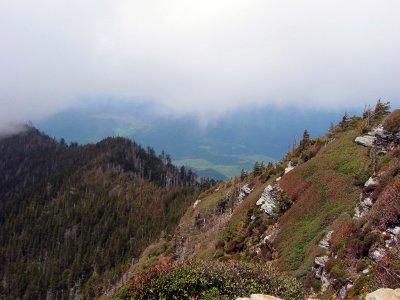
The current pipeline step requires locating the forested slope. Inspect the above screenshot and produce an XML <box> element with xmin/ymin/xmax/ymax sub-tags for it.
<box><xmin>0</xmin><ymin>126</ymin><xmax>209</xmax><ymax>299</ymax></box>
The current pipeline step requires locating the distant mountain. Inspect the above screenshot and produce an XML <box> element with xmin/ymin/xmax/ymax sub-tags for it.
<box><xmin>36</xmin><ymin>101</ymin><xmax>352</xmax><ymax>179</ymax></box>
<box><xmin>0</xmin><ymin>126</ymin><xmax>211</xmax><ymax>299</ymax></box>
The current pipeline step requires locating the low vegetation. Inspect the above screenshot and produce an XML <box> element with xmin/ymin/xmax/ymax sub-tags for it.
<box><xmin>118</xmin><ymin>260</ymin><xmax>305</xmax><ymax>300</ymax></box>
<box><xmin>383</xmin><ymin>109</ymin><xmax>400</xmax><ymax>134</ymax></box>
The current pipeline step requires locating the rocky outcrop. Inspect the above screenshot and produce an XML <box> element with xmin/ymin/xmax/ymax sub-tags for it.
<box><xmin>284</xmin><ymin>161</ymin><xmax>295</xmax><ymax>174</ymax></box>
<box><xmin>354</xmin><ymin>177</ymin><xmax>379</xmax><ymax>219</ymax></box>
<box><xmin>370</xmin><ymin>247</ymin><xmax>386</xmax><ymax>261</ymax></box>
<box><xmin>366</xmin><ymin>226</ymin><xmax>400</xmax><ymax>262</ymax></box>
<box><xmin>355</xmin><ymin>135</ymin><xmax>376</xmax><ymax>147</ymax></box>
<box><xmin>319</xmin><ymin>231</ymin><xmax>334</xmax><ymax>249</ymax></box>
<box><xmin>238</xmin><ymin>184</ymin><xmax>253</xmax><ymax>202</ymax></box>
<box><xmin>365</xmin><ymin>177</ymin><xmax>379</xmax><ymax>187</ymax></box>
<box><xmin>313</xmin><ymin>256</ymin><xmax>331</xmax><ymax>292</ymax></box>
<box><xmin>193</xmin><ymin>199</ymin><xmax>201</xmax><ymax>208</ymax></box>
<box><xmin>355</xmin><ymin>124</ymin><xmax>400</xmax><ymax>151</ymax></box>
<box><xmin>368</xmin><ymin>125</ymin><xmax>389</xmax><ymax>140</ymax></box>
<box><xmin>256</xmin><ymin>185</ymin><xmax>277</xmax><ymax>216</ymax></box>
<box><xmin>338</xmin><ymin>283</ymin><xmax>353</xmax><ymax>299</ymax></box>
<box><xmin>314</xmin><ymin>255</ymin><xmax>329</xmax><ymax>267</ymax></box>
<box><xmin>263</xmin><ymin>225</ymin><xmax>280</xmax><ymax>244</ymax></box>
<box><xmin>312</xmin><ymin>231</ymin><xmax>335</xmax><ymax>293</ymax></box>
<box><xmin>384</xmin><ymin>226</ymin><xmax>400</xmax><ymax>247</ymax></box>
<box><xmin>366</xmin><ymin>288</ymin><xmax>400</xmax><ymax>300</ymax></box>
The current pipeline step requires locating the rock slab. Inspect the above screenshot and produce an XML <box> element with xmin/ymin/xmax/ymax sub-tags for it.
<box><xmin>366</xmin><ymin>288</ymin><xmax>400</xmax><ymax>300</ymax></box>
<box><xmin>355</xmin><ymin>136</ymin><xmax>376</xmax><ymax>147</ymax></box>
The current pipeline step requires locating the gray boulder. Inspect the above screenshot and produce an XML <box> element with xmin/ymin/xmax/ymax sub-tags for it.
<box><xmin>366</xmin><ymin>288</ymin><xmax>400</xmax><ymax>300</ymax></box>
<box><xmin>355</xmin><ymin>136</ymin><xmax>376</xmax><ymax>147</ymax></box>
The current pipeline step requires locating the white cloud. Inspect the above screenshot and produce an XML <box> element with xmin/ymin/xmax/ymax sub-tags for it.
<box><xmin>0</xmin><ymin>0</ymin><xmax>399</xmax><ymax>129</ymax></box>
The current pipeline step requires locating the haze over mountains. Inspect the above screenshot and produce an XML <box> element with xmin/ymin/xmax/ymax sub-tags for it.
<box><xmin>1</xmin><ymin>1</ymin><xmax>400</xmax><ymax>133</ymax></box>
<box><xmin>1</xmin><ymin>1</ymin><xmax>400</xmax><ymax>299</ymax></box>
<box><xmin>36</xmin><ymin>101</ymin><xmax>352</xmax><ymax>179</ymax></box>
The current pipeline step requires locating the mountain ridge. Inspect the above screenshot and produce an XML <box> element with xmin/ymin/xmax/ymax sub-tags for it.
<box><xmin>112</xmin><ymin>102</ymin><xmax>400</xmax><ymax>299</ymax></box>
<box><xmin>0</xmin><ymin>125</ymin><xmax>213</xmax><ymax>299</ymax></box>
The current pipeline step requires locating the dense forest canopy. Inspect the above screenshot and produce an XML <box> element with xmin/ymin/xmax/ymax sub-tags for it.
<box><xmin>0</xmin><ymin>125</ymin><xmax>214</xmax><ymax>299</ymax></box>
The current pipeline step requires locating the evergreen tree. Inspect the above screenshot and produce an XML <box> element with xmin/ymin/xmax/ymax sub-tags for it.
<box><xmin>299</xmin><ymin>129</ymin><xmax>310</xmax><ymax>150</ymax></box>
<box><xmin>240</xmin><ymin>169</ymin><xmax>248</xmax><ymax>180</ymax></box>
<box><xmin>339</xmin><ymin>112</ymin><xmax>350</xmax><ymax>128</ymax></box>
<box><xmin>374</xmin><ymin>99</ymin><xmax>390</xmax><ymax>116</ymax></box>
<box><xmin>253</xmin><ymin>161</ymin><xmax>263</xmax><ymax>176</ymax></box>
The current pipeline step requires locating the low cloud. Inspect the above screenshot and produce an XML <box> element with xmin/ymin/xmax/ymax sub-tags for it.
<box><xmin>1</xmin><ymin>0</ymin><xmax>399</xmax><ymax>130</ymax></box>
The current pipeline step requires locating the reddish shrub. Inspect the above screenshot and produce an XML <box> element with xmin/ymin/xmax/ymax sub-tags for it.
<box><xmin>383</xmin><ymin>109</ymin><xmax>400</xmax><ymax>134</ymax></box>
<box><xmin>373</xmin><ymin>239</ymin><xmax>400</xmax><ymax>288</ymax></box>
<box><xmin>370</xmin><ymin>174</ymin><xmax>400</xmax><ymax>229</ymax></box>
<box><xmin>331</xmin><ymin>222</ymin><xmax>355</xmax><ymax>248</ymax></box>
<box><xmin>280</xmin><ymin>171</ymin><xmax>310</xmax><ymax>200</ymax></box>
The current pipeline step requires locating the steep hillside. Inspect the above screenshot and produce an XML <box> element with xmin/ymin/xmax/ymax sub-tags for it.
<box><xmin>116</xmin><ymin>102</ymin><xmax>399</xmax><ymax>299</ymax></box>
<box><xmin>0</xmin><ymin>126</ymin><xmax>210</xmax><ymax>299</ymax></box>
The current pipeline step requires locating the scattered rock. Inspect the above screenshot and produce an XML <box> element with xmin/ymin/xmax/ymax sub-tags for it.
<box><xmin>263</xmin><ymin>225</ymin><xmax>280</xmax><ymax>244</ymax></box>
<box><xmin>313</xmin><ymin>252</ymin><xmax>331</xmax><ymax>292</ymax></box>
<box><xmin>368</xmin><ymin>125</ymin><xmax>388</xmax><ymax>138</ymax></box>
<box><xmin>238</xmin><ymin>184</ymin><xmax>253</xmax><ymax>202</ymax></box>
<box><xmin>193</xmin><ymin>199</ymin><xmax>201</xmax><ymax>209</ymax></box>
<box><xmin>366</xmin><ymin>288</ymin><xmax>400</xmax><ymax>300</ymax></box>
<box><xmin>387</xmin><ymin>226</ymin><xmax>400</xmax><ymax>236</ymax></box>
<box><xmin>314</xmin><ymin>256</ymin><xmax>329</xmax><ymax>267</ymax></box>
<box><xmin>353</xmin><ymin>206</ymin><xmax>362</xmax><ymax>219</ymax></box>
<box><xmin>338</xmin><ymin>283</ymin><xmax>353</xmax><ymax>299</ymax></box>
<box><xmin>320</xmin><ymin>270</ymin><xmax>331</xmax><ymax>293</ymax></box>
<box><xmin>236</xmin><ymin>295</ymin><xmax>283</xmax><ymax>300</ymax></box>
<box><xmin>384</xmin><ymin>226</ymin><xmax>400</xmax><ymax>247</ymax></box>
<box><xmin>319</xmin><ymin>231</ymin><xmax>334</xmax><ymax>249</ymax></box>
<box><xmin>314</xmin><ymin>266</ymin><xmax>322</xmax><ymax>279</ymax></box>
<box><xmin>361</xmin><ymin>197</ymin><xmax>373</xmax><ymax>209</ymax></box>
<box><xmin>362</xmin><ymin>268</ymin><xmax>369</xmax><ymax>274</ymax></box>
<box><xmin>370</xmin><ymin>247</ymin><xmax>386</xmax><ymax>261</ymax></box>
<box><xmin>355</xmin><ymin>124</ymin><xmax>400</xmax><ymax>150</ymax></box>
<box><xmin>365</xmin><ymin>177</ymin><xmax>379</xmax><ymax>187</ymax></box>
<box><xmin>355</xmin><ymin>136</ymin><xmax>376</xmax><ymax>147</ymax></box>
<box><xmin>354</xmin><ymin>176</ymin><xmax>379</xmax><ymax>219</ymax></box>
<box><xmin>284</xmin><ymin>161</ymin><xmax>295</xmax><ymax>174</ymax></box>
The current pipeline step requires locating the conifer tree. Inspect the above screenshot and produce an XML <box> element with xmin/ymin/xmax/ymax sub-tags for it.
<box><xmin>299</xmin><ymin>129</ymin><xmax>310</xmax><ymax>150</ymax></box>
<box><xmin>339</xmin><ymin>112</ymin><xmax>350</xmax><ymax>128</ymax></box>
<box><xmin>374</xmin><ymin>99</ymin><xmax>390</xmax><ymax>116</ymax></box>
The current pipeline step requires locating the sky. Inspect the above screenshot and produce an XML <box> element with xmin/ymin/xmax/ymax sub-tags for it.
<box><xmin>1</xmin><ymin>0</ymin><xmax>400</xmax><ymax>133</ymax></box>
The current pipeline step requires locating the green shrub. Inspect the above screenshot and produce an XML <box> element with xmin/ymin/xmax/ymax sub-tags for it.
<box><xmin>125</xmin><ymin>260</ymin><xmax>305</xmax><ymax>300</ymax></box>
<box><xmin>202</xmin><ymin>287</ymin><xmax>222</xmax><ymax>300</ymax></box>
<box><xmin>326</xmin><ymin>259</ymin><xmax>349</xmax><ymax>290</ymax></box>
